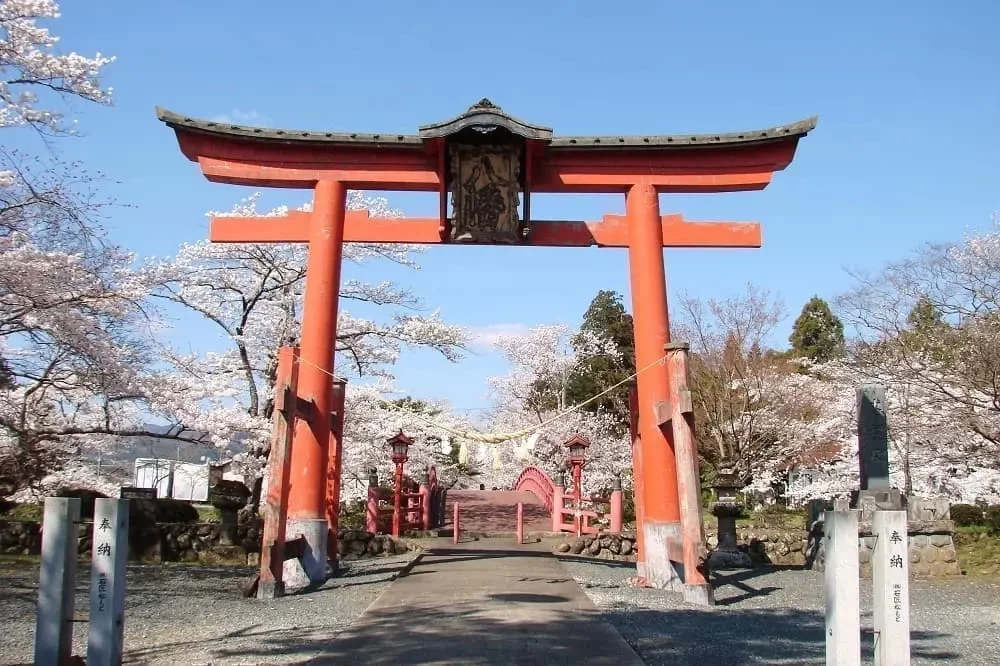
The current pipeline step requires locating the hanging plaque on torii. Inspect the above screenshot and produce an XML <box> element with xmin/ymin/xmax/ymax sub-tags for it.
<box><xmin>418</xmin><ymin>98</ymin><xmax>553</xmax><ymax>244</ymax></box>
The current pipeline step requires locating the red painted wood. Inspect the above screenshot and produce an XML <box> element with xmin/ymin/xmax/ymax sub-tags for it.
<box><xmin>326</xmin><ymin>378</ymin><xmax>347</xmax><ymax>560</ymax></box>
<box><xmin>210</xmin><ymin>211</ymin><xmax>760</xmax><ymax>248</ymax></box>
<box><xmin>259</xmin><ymin>346</ymin><xmax>299</xmax><ymax>595</ymax></box>
<box><xmin>667</xmin><ymin>345</ymin><xmax>709</xmax><ymax>587</ymax></box>
<box><xmin>169</xmin><ymin>126</ymin><xmax>804</xmax><ymax>194</ymax></box>
<box><xmin>512</xmin><ymin>466</ymin><xmax>556</xmax><ymax>511</ymax></box>
<box><xmin>287</xmin><ymin>181</ymin><xmax>346</xmax><ymax>525</ymax></box>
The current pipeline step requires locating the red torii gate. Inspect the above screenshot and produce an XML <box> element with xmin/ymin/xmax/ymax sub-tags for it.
<box><xmin>157</xmin><ymin>99</ymin><xmax>814</xmax><ymax>599</ymax></box>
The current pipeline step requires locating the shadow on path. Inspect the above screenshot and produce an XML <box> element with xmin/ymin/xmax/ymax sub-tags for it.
<box><xmin>605</xmin><ymin>607</ymin><xmax>960</xmax><ymax>665</ymax></box>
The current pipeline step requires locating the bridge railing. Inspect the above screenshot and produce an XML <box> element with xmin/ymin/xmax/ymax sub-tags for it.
<box><xmin>513</xmin><ymin>465</ymin><xmax>623</xmax><ymax>535</ymax></box>
<box><xmin>365</xmin><ymin>467</ymin><xmax>445</xmax><ymax>534</ymax></box>
<box><xmin>552</xmin><ymin>486</ymin><xmax>624</xmax><ymax>535</ymax></box>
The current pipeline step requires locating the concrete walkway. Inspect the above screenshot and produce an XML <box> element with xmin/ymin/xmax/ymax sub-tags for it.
<box><xmin>317</xmin><ymin>538</ymin><xmax>644</xmax><ymax>665</ymax></box>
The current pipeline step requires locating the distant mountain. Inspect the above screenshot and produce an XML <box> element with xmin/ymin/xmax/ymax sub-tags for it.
<box><xmin>79</xmin><ymin>426</ymin><xmax>250</xmax><ymax>469</ymax></box>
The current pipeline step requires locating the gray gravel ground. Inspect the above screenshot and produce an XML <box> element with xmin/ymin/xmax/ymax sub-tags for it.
<box><xmin>561</xmin><ymin>557</ymin><xmax>1000</xmax><ymax>665</ymax></box>
<box><xmin>0</xmin><ymin>553</ymin><xmax>420</xmax><ymax>665</ymax></box>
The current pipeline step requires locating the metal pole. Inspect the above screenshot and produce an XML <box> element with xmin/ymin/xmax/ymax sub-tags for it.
<box><xmin>453</xmin><ymin>502</ymin><xmax>460</xmax><ymax>544</ymax></box>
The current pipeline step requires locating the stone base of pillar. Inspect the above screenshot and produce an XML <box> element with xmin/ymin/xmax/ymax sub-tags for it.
<box><xmin>682</xmin><ymin>583</ymin><xmax>715</xmax><ymax>606</ymax></box>
<box><xmin>257</xmin><ymin>580</ymin><xmax>285</xmax><ymax>600</ymax></box>
<box><xmin>642</xmin><ymin>521</ymin><xmax>684</xmax><ymax>591</ymax></box>
<box><xmin>282</xmin><ymin>518</ymin><xmax>328</xmax><ymax>590</ymax></box>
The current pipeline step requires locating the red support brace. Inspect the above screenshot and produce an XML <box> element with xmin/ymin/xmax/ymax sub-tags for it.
<box><xmin>258</xmin><ymin>346</ymin><xmax>299</xmax><ymax>599</ymax></box>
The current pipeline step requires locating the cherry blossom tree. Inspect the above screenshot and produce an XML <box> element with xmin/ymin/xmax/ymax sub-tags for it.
<box><xmin>749</xmin><ymin>360</ymin><xmax>1000</xmax><ymax>505</ymax></box>
<box><xmin>675</xmin><ymin>270</ymin><xmax>1000</xmax><ymax>505</ymax></box>
<box><xmin>837</xmin><ymin>215</ymin><xmax>1000</xmax><ymax>449</ymax></box>
<box><xmin>141</xmin><ymin>193</ymin><xmax>468</xmax><ymax>499</ymax></box>
<box><xmin>473</xmin><ymin>325</ymin><xmax>632</xmax><ymax>496</ymax></box>
<box><xmin>0</xmin><ymin>3</ymin><xmax>260</xmax><ymax>498</ymax></box>
<box><xmin>337</xmin><ymin>386</ymin><xmax>472</xmax><ymax>502</ymax></box>
<box><xmin>0</xmin><ymin>0</ymin><xmax>114</xmax><ymax>134</ymax></box>
<box><xmin>0</xmin><ymin>2</ymin><xmax>149</xmax><ymax>495</ymax></box>
<box><xmin>673</xmin><ymin>284</ymin><xmax>803</xmax><ymax>480</ymax></box>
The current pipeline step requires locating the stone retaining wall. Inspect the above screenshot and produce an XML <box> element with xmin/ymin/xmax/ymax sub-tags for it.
<box><xmin>553</xmin><ymin>497</ymin><xmax>961</xmax><ymax>578</ymax></box>
<box><xmin>555</xmin><ymin>533</ymin><xmax>637</xmax><ymax>561</ymax></box>
<box><xmin>0</xmin><ymin>518</ymin><xmax>408</xmax><ymax>566</ymax></box>
<box><xmin>807</xmin><ymin>496</ymin><xmax>961</xmax><ymax>577</ymax></box>
<box><xmin>554</xmin><ymin>528</ymin><xmax>809</xmax><ymax>566</ymax></box>
<box><xmin>707</xmin><ymin>527</ymin><xmax>810</xmax><ymax>566</ymax></box>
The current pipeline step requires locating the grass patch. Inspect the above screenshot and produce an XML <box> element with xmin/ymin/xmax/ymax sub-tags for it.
<box><xmin>704</xmin><ymin>507</ymin><xmax>808</xmax><ymax>531</ymax></box>
<box><xmin>194</xmin><ymin>505</ymin><xmax>221</xmax><ymax>523</ymax></box>
<box><xmin>954</xmin><ymin>529</ymin><xmax>1000</xmax><ymax>578</ymax></box>
<box><xmin>0</xmin><ymin>553</ymin><xmax>40</xmax><ymax>567</ymax></box>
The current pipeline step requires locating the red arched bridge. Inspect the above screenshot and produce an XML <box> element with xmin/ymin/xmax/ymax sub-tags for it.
<box><xmin>365</xmin><ymin>465</ymin><xmax>623</xmax><ymax>536</ymax></box>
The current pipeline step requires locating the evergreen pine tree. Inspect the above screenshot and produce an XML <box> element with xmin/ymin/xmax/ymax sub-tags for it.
<box><xmin>565</xmin><ymin>290</ymin><xmax>636</xmax><ymax>426</ymax></box>
<box><xmin>789</xmin><ymin>296</ymin><xmax>845</xmax><ymax>362</ymax></box>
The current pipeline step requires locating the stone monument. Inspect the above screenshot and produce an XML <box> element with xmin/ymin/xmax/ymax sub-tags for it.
<box><xmin>852</xmin><ymin>383</ymin><xmax>902</xmax><ymax>510</ymax></box>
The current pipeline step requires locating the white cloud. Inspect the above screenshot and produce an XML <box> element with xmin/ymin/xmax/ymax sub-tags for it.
<box><xmin>210</xmin><ymin>109</ymin><xmax>270</xmax><ymax>126</ymax></box>
<box><xmin>466</xmin><ymin>323</ymin><xmax>533</xmax><ymax>350</ymax></box>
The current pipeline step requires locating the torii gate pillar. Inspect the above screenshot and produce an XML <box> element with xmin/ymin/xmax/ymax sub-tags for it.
<box><xmin>626</xmin><ymin>182</ymin><xmax>682</xmax><ymax>588</ymax></box>
<box><xmin>283</xmin><ymin>180</ymin><xmax>347</xmax><ymax>587</ymax></box>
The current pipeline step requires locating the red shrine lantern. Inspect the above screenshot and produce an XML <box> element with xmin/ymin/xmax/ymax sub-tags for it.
<box><xmin>388</xmin><ymin>431</ymin><xmax>413</xmax><ymax>464</ymax></box>
<box><xmin>565</xmin><ymin>433</ymin><xmax>590</xmax><ymax>466</ymax></box>
<box><xmin>564</xmin><ymin>434</ymin><xmax>590</xmax><ymax>537</ymax></box>
<box><xmin>388</xmin><ymin>431</ymin><xmax>413</xmax><ymax>538</ymax></box>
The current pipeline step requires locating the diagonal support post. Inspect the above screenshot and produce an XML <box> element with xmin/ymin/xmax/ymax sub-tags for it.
<box><xmin>258</xmin><ymin>346</ymin><xmax>300</xmax><ymax>599</ymax></box>
<box><xmin>326</xmin><ymin>377</ymin><xmax>347</xmax><ymax>565</ymax></box>
<box><xmin>665</xmin><ymin>342</ymin><xmax>714</xmax><ymax>606</ymax></box>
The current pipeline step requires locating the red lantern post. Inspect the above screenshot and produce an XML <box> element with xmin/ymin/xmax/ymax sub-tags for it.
<box><xmin>388</xmin><ymin>432</ymin><xmax>413</xmax><ymax>538</ymax></box>
<box><xmin>565</xmin><ymin>434</ymin><xmax>590</xmax><ymax>538</ymax></box>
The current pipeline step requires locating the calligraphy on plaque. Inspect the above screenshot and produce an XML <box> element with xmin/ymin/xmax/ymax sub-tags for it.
<box><xmin>449</xmin><ymin>144</ymin><xmax>522</xmax><ymax>244</ymax></box>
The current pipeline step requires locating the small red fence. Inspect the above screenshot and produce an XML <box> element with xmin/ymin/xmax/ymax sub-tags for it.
<box><xmin>365</xmin><ymin>466</ymin><xmax>446</xmax><ymax>534</ymax></box>
<box><xmin>513</xmin><ymin>466</ymin><xmax>623</xmax><ymax>535</ymax></box>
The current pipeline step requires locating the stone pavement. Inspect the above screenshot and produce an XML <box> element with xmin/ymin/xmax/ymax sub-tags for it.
<box><xmin>311</xmin><ymin>537</ymin><xmax>644</xmax><ymax>665</ymax></box>
<box><xmin>445</xmin><ymin>490</ymin><xmax>552</xmax><ymax>534</ymax></box>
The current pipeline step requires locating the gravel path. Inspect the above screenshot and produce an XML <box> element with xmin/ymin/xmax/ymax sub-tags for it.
<box><xmin>562</xmin><ymin>557</ymin><xmax>1000</xmax><ymax>665</ymax></box>
<box><xmin>0</xmin><ymin>553</ymin><xmax>420</xmax><ymax>665</ymax></box>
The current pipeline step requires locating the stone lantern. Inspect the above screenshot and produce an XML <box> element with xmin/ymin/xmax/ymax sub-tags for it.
<box><xmin>707</xmin><ymin>461</ymin><xmax>752</xmax><ymax>569</ymax></box>
<box><xmin>209</xmin><ymin>480</ymin><xmax>252</xmax><ymax>546</ymax></box>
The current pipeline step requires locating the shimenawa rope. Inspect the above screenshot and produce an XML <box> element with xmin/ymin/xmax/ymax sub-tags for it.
<box><xmin>293</xmin><ymin>352</ymin><xmax>668</xmax><ymax>444</ymax></box>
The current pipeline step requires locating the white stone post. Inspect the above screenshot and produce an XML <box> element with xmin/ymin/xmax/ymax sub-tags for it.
<box><xmin>34</xmin><ymin>497</ymin><xmax>81</xmax><ymax>666</ymax></box>
<box><xmin>87</xmin><ymin>498</ymin><xmax>129</xmax><ymax>666</ymax></box>
<box><xmin>873</xmin><ymin>510</ymin><xmax>910</xmax><ymax>665</ymax></box>
<box><xmin>824</xmin><ymin>510</ymin><xmax>860</xmax><ymax>666</ymax></box>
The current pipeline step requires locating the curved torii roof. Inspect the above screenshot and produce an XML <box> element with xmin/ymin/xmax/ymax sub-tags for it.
<box><xmin>155</xmin><ymin>99</ymin><xmax>817</xmax><ymax>152</ymax></box>
<box><xmin>155</xmin><ymin>100</ymin><xmax>817</xmax><ymax>192</ymax></box>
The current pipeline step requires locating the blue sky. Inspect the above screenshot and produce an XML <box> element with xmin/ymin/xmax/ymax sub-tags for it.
<box><xmin>23</xmin><ymin>1</ymin><xmax>1000</xmax><ymax>413</ymax></box>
